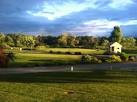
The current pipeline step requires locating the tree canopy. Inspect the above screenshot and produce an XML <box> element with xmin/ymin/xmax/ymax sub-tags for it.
<box><xmin>0</xmin><ymin>31</ymin><xmax>136</xmax><ymax>49</ymax></box>
<box><xmin>110</xmin><ymin>26</ymin><xmax>123</xmax><ymax>43</ymax></box>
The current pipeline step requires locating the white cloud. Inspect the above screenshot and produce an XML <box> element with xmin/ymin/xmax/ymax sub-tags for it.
<box><xmin>27</xmin><ymin>0</ymin><xmax>99</xmax><ymax>21</ymax></box>
<box><xmin>122</xmin><ymin>20</ymin><xmax>137</xmax><ymax>26</ymax></box>
<box><xmin>70</xmin><ymin>19</ymin><xmax>137</xmax><ymax>36</ymax></box>
<box><xmin>108</xmin><ymin>0</ymin><xmax>135</xmax><ymax>9</ymax></box>
<box><xmin>27</xmin><ymin>0</ymin><xmax>135</xmax><ymax>21</ymax></box>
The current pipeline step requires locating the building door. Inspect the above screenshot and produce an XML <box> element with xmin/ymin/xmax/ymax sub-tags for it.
<box><xmin>112</xmin><ymin>47</ymin><xmax>114</xmax><ymax>51</ymax></box>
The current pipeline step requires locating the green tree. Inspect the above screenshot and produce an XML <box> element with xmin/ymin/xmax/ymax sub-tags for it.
<box><xmin>8</xmin><ymin>34</ymin><xmax>22</xmax><ymax>47</ymax></box>
<box><xmin>20</xmin><ymin>35</ymin><xmax>36</xmax><ymax>48</ymax></box>
<box><xmin>78</xmin><ymin>36</ymin><xmax>98</xmax><ymax>48</ymax></box>
<box><xmin>16</xmin><ymin>34</ymin><xmax>24</xmax><ymax>47</ymax></box>
<box><xmin>110</xmin><ymin>26</ymin><xmax>123</xmax><ymax>43</ymax></box>
<box><xmin>101</xmin><ymin>39</ymin><xmax>109</xmax><ymax>46</ymax></box>
<box><xmin>5</xmin><ymin>35</ymin><xmax>14</xmax><ymax>46</ymax></box>
<box><xmin>121</xmin><ymin>37</ymin><xmax>136</xmax><ymax>48</ymax></box>
<box><xmin>44</xmin><ymin>36</ymin><xmax>58</xmax><ymax>47</ymax></box>
<box><xmin>0</xmin><ymin>33</ymin><xmax>5</xmax><ymax>44</ymax></box>
<box><xmin>67</xmin><ymin>35</ymin><xmax>79</xmax><ymax>47</ymax></box>
<box><xmin>58</xmin><ymin>33</ymin><xmax>68</xmax><ymax>47</ymax></box>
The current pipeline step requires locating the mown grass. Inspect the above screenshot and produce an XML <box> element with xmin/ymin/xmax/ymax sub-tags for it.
<box><xmin>123</xmin><ymin>49</ymin><xmax>137</xmax><ymax>56</ymax></box>
<box><xmin>5</xmin><ymin>48</ymin><xmax>137</xmax><ymax>67</ymax></box>
<box><xmin>6</xmin><ymin>48</ymin><xmax>105</xmax><ymax>55</ymax></box>
<box><xmin>9</xmin><ymin>53</ymin><xmax>81</xmax><ymax>67</ymax></box>
<box><xmin>0</xmin><ymin>70</ymin><xmax>137</xmax><ymax>102</ymax></box>
<box><xmin>6</xmin><ymin>48</ymin><xmax>105</xmax><ymax>67</ymax></box>
<box><xmin>37</xmin><ymin>48</ymin><xmax>105</xmax><ymax>55</ymax></box>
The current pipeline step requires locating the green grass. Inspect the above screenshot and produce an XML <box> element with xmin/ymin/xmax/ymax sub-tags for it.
<box><xmin>5</xmin><ymin>48</ymin><xmax>137</xmax><ymax>67</ymax></box>
<box><xmin>0</xmin><ymin>70</ymin><xmax>137</xmax><ymax>102</ymax></box>
<box><xmin>123</xmin><ymin>49</ymin><xmax>137</xmax><ymax>56</ymax></box>
<box><xmin>38</xmin><ymin>48</ymin><xmax>105</xmax><ymax>55</ymax></box>
<box><xmin>6</xmin><ymin>48</ymin><xmax>105</xmax><ymax>67</ymax></box>
<box><xmin>6</xmin><ymin>48</ymin><xmax>105</xmax><ymax>55</ymax></box>
<box><xmin>9</xmin><ymin>53</ymin><xmax>81</xmax><ymax>67</ymax></box>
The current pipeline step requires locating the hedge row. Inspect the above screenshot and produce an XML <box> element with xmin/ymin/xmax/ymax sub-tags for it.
<box><xmin>81</xmin><ymin>53</ymin><xmax>137</xmax><ymax>64</ymax></box>
<box><xmin>49</xmin><ymin>50</ymin><xmax>82</xmax><ymax>55</ymax></box>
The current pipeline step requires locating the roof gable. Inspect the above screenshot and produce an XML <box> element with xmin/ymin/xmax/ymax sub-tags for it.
<box><xmin>110</xmin><ymin>42</ymin><xmax>122</xmax><ymax>47</ymax></box>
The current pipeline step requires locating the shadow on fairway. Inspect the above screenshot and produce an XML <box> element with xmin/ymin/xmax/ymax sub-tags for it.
<box><xmin>0</xmin><ymin>70</ymin><xmax>137</xmax><ymax>83</ymax></box>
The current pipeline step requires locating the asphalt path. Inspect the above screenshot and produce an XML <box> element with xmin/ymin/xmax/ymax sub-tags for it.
<box><xmin>0</xmin><ymin>62</ymin><xmax>137</xmax><ymax>74</ymax></box>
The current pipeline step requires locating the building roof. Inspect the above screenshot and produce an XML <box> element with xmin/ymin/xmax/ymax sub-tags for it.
<box><xmin>110</xmin><ymin>42</ymin><xmax>122</xmax><ymax>47</ymax></box>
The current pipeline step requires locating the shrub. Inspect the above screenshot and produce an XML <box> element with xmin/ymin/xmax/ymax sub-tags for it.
<box><xmin>103</xmin><ymin>51</ymin><xmax>110</xmax><ymax>55</ymax></box>
<box><xmin>118</xmin><ymin>52</ymin><xmax>129</xmax><ymax>61</ymax></box>
<box><xmin>81</xmin><ymin>55</ymin><xmax>92</xmax><ymax>63</ymax></box>
<box><xmin>111</xmin><ymin>55</ymin><xmax>122</xmax><ymax>63</ymax></box>
<box><xmin>105</xmin><ymin>55</ymin><xmax>122</xmax><ymax>63</ymax></box>
<box><xmin>22</xmin><ymin>48</ymin><xmax>34</xmax><ymax>50</ymax></box>
<box><xmin>49</xmin><ymin>50</ymin><xmax>53</xmax><ymax>54</ymax></box>
<box><xmin>75</xmin><ymin>52</ymin><xmax>82</xmax><ymax>55</ymax></box>
<box><xmin>128</xmin><ymin>56</ymin><xmax>137</xmax><ymax>62</ymax></box>
<box><xmin>103</xmin><ymin>51</ymin><xmax>118</xmax><ymax>55</ymax></box>
<box><xmin>65</xmin><ymin>52</ymin><xmax>72</xmax><ymax>55</ymax></box>
<box><xmin>81</xmin><ymin>55</ymin><xmax>102</xmax><ymax>64</ymax></box>
<box><xmin>6</xmin><ymin>52</ymin><xmax>15</xmax><ymax>62</ymax></box>
<box><xmin>56</xmin><ymin>51</ymin><xmax>62</xmax><ymax>54</ymax></box>
<box><xmin>35</xmin><ymin>45</ymin><xmax>49</xmax><ymax>50</ymax></box>
<box><xmin>90</xmin><ymin>56</ymin><xmax>102</xmax><ymax>64</ymax></box>
<box><xmin>0</xmin><ymin>48</ymin><xmax>15</xmax><ymax>67</ymax></box>
<box><xmin>0</xmin><ymin>48</ymin><xmax>7</xmax><ymax>67</ymax></box>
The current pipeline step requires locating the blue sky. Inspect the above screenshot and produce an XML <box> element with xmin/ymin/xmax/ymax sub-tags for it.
<box><xmin>0</xmin><ymin>0</ymin><xmax>137</xmax><ymax>36</ymax></box>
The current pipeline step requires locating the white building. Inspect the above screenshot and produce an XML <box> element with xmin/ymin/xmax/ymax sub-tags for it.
<box><xmin>110</xmin><ymin>42</ymin><xmax>122</xmax><ymax>53</ymax></box>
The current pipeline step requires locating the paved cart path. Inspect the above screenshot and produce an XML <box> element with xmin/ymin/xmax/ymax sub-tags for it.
<box><xmin>0</xmin><ymin>62</ymin><xmax>137</xmax><ymax>74</ymax></box>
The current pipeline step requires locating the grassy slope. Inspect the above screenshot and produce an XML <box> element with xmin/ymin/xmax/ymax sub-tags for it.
<box><xmin>0</xmin><ymin>70</ymin><xmax>137</xmax><ymax>102</ymax></box>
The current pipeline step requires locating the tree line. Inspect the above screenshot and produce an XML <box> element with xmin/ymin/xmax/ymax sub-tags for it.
<box><xmin>0</xmin><ymin>26</ymin><xmax>137</xmax><ymax>49</ymax></box>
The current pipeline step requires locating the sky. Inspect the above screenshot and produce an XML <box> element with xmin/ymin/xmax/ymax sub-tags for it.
<box><xmin>0</xmin><ymin>0</ymin><xmax>137</xmax><ymax>36</ymax></box>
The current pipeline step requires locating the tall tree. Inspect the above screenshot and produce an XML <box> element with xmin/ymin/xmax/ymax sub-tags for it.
<box><xmin>110</xmin><ymin>26</ymin><xmax>123</xmax><ymax>43</ymax></box>
<box><xmin>44</xmin><ymin>36</ymin><xmax>58</xmax><ymax>46</ymax></box>
<box><xmin>20</xmin><ymin>35</ymin><xmax>36</xmax><ymax>48</ymax></box>
<box><xmin>58</xmin><ymin>33</ymin><xmax>68</xmax><ymax>47</ymax></box>
<box><xmin>78</xmin><ymin>36</ymin><xmax>98</xmax><ymax>48</ymax></box>
<box><xmin>67</xmin><ymin>35</ymin><xmax>79</xmax><ymax>47</ymax></box>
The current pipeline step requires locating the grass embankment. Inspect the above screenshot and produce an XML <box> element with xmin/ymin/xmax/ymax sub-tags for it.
<box><xmin>0</xmin><ymin>70</ymin><xmax>137</xmax><ymax>102</ymax></box>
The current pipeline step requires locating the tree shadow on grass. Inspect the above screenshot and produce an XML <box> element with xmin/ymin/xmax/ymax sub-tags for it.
<box><xmin>123</xmin><ymin>49</ymin><xmax>137</xmax><ymax>54</ymax></box>
<box><xmin>29</xmin><ymin>59</ymin><xmax>79</xmax><ymax>66</ymax></box>
<box><xmin>9</xmin><ymin>59</ymin><xmax>79</xmax><ymax>68</ymax></box>
<box><xmin>0</xmin><ymin>70</ymin><xmax>137</xmax><ymax>84</ymax></box>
